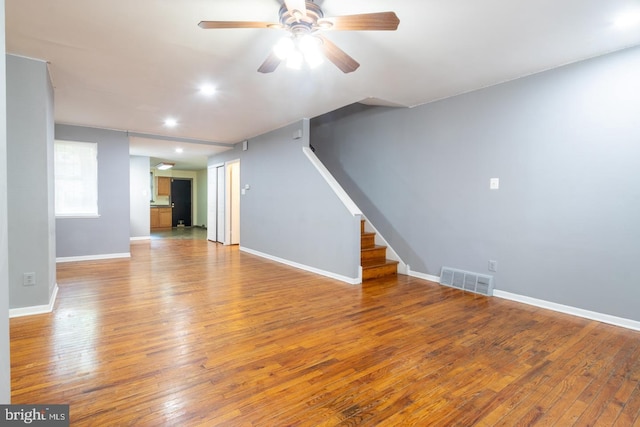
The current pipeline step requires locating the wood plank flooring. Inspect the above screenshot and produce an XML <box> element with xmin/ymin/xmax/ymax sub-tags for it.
<box><xmin>10</xmin><ymin>237</ymin><xmax>640</xmax><ymax>426</ymax></box>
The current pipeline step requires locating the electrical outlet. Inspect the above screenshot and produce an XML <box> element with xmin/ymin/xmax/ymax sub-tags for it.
<box><xmin>23</xmin><ymin>272</ymin><xmax>36</xmax><ymax>286</ymax></box>
<box><xmin>488</xmin><ymin>260</ymin><xmax>497</xmax><ymax>272</ymax></box>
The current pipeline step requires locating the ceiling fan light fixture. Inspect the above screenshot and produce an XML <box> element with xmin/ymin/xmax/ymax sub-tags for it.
<box><xmin>299</xmin><ymin>35</ymin><xmax>324</xmax><ymax>68</ymax></box>
<box><xmin>274</xmin><ymin>36</ymin><xmax>295</xmax><ymax>60</ymax></box>
<box><xmin>304</xmin><ymin>50</ymin><xmax>324</xmax><ymax>68</ymax></box>
<box><xmin>286</xmin><ymin>50</ymin><xmax>304</xmax><ymax>69</ymax></box>
<box><xmin>198</xmin><ymin>3</ymin><xmax>399</xmax><ymax>74</ymax></box>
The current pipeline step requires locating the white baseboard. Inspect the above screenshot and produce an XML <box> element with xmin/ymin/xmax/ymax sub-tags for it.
<box><xmin>494</xmin><ymin>290</ymin><xmax>640</xmax><ymax>332</ymax></box>
<box><xmin>407</xmin><ymin>266</ymin><xmax>440</xmax><ymax>283</ymax></box>
<box><xmin>10</xmin><ymin>283</ymin><xmax>59</xmax><ymax>318</ymax></box>
<box><xmin>406</xmin><ymin>268</ymin><xmax>640</xmax><ymax>332</ymax></box>
<box><xmin>240</xmin><ymin>246</ymin><xmax>361</xmax><ymax>285</ymax></box>
<box><xmin>56</xmin><ymin>252</ymin><xmax>131</xmax><ymax>263</ymax></box>
<box><xmin>130</xmin><ymin>236</ymin><xmax>151</xmax><ymax>241</ymax></box>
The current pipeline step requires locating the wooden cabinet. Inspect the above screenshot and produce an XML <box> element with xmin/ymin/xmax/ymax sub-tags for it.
<box><xmin>150</xmin><ymin>208</ymin><xmax>159</xmax><ymax>228</ymax></box>
<box><xmin>158</xmin><ymin>208</ymin><xmax>172</xmax><ymax>229</ymax></box>
<box><xmin>150</xmin><ymin>207</ymin><xmax>172</xmax><ymax>230</ymax></box>
<box><xmin>157</xmin><ymin>177</ymin><xmax>171</xmax><ymax>196</ymax></box>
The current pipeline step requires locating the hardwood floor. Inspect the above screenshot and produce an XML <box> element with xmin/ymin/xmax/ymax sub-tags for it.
<box><xmin>10</xmin><ymin>238</ymin><xmax>640</xmax><ymax>426</ymax></box>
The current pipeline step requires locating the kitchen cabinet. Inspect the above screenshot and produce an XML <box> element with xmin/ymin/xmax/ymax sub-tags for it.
<box><xmin>150</xmin><ymin>207</ymin><xmax>172</xmax><ymax>230</ymax></box>
<box><xmin>157</xmin><ymin>176</ymin><xmax>171</xmax><ymax>196</ymax></box>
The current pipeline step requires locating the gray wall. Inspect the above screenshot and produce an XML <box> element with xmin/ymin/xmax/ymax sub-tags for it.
<box><xmin>209</xmin><ymin>120</ymin><xmax>360</xmax><ymax>280</ymax></box>
<box><xmin>130</xmin><ymin>155</ymin><xmax>151</xmax><ymax>238</ymax></box>
<box><xmin>0</xmin><ymin>0</ymin><xmax>11</xmax><ymax>403</ymax></box>
<box><xmin>55</xmin><ymin>125</ymin><xmax>130</xmax><ymax>258</ymax></box>
<box><xmin>312</xmin><ymin>45</ymin><xmax>640</xmax><ymax>321</ymax></box>
<box><xmin>7</xmin><ymin>54</ymin><xmax>56</xmax><ymax>310</ymax></box>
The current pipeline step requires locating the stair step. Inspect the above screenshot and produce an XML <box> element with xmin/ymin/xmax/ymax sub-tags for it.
<box><xmin>362</xmin><ymin>259</ymin><xmax>399</xmax><ymax>280</ymax></box>
<box><xmin>361</xmin><ymin>245</ymin><xmax>387</xmax><ymax>262</ymax></box>
<box><xmin>361</xmin><ymin>232</ymin><xmax>376</xmax><ymax>249</ymax></box>
<box><xmin>361</xmin><ymin>219</ymin><xmax>365</xmax><ymax>234</ymax></box>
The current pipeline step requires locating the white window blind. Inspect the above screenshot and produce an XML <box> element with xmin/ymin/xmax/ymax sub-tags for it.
<box><xmin>54</xmin><ymin>140</ymin><xmax>99</xmax><ymax>217</ymax></box>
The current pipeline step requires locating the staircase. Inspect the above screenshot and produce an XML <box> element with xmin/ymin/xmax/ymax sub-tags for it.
<box><xmin>360</xmin><ymin>219</ymin><xmax>399</xmax><ymax>280</ymax></box>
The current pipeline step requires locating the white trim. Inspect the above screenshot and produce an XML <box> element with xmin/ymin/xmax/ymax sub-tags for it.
<box><xmin>130</xmin><ymin>236</ymin><xmax>151</xmax><ymax>241</ymax></box>
<box><xmin>407</xmin><ymin>266</ymin><xmax>440</xmax><ymax>283</ymax></box>
<box><xmin>406</xmin><ymin>270</ymin><xmax>640</xmax><ymax>332</ymax></box>
<box><xmin>494</xmin><ymin>290</ymin><xmax>640</xmax><ymax>332</ymax></box>
<box><xmin>240</xmin><ymin>246</ymin><xmax>361</xmax><ymax>285</ymax></box>
<box><xmin>302</xmin><ymin>147</ymin><xmax>362</xmax><ymax>216</ymax></box>
<box><xmin>6</xmin><ymin>53</ymin><xmax>48</xmax><ymax>63</ymax></box>
<box><xmin>56</xmin><ymin>252</ymin><xmax>131</xmax><ymax>263</ymax></box>
<box><xmin>55</xmin><ymin>214</ymin><xmax>101</xmax><ymax>219</ymax></box>
<box><xmin>10</xmin><ymin>284</ymin><xmax>59</xmax><ymax>318</ymax></box>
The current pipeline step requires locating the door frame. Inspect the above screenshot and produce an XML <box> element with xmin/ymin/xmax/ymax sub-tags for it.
<box><xmin>208</xmin><ymin>163</ymin><xmax>224</xmax><ymax>243</ymax></box>
<box><xmin>207</xmin><ymin>160</ymin><xmax>241</xmax><ymax>245</ymax></box>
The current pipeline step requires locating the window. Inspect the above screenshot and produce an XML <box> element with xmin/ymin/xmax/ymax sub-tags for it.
<box><xmin>54</xmin><ymin>140</ymin><xmax>99</xmax><ymax>217</ymax></box>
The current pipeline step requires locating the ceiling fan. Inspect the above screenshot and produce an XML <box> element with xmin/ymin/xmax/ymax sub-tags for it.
<box><xmin>198</xmin><ymin>0</ymin><xmax>400</xmax><ymax>73</ymax></box>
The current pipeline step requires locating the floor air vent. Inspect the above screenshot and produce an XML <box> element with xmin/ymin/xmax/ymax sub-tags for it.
<box><xmin>439</xmin><ymin>267</ymin><xmax>494</xmax><ymax>296</ymax></box>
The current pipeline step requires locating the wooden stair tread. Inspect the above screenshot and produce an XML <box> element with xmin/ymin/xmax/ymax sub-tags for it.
<box><xmin>361</xmin><ymin>245</ymin><xmax>387</xmax><ymax>252</ymax></box>
<box><xmin>362</xmin><ymin>259</ymin><xmax>399</xmax><ymax>280</ymax></box>
<box><xmin>361</xmin><ymin>259</ymin><xmax>399</xmax><ymax>268</ymax></box>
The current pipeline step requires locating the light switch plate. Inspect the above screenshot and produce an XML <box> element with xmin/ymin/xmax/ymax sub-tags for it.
<box><xmin>490</xmin><ymin>178</ymin><xmax>500</xmax><ymax>190</ymax></box>
<box><xmin>23</xmin><ymin>272</ymin><xmax>36</xmax><ymax>286</ymax></box>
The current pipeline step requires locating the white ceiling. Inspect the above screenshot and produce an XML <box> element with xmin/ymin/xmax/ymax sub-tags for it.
<box><xmin>6</xmin><ymin>0</ymin><xmax>640</xmax><ymax>169</ymax></box>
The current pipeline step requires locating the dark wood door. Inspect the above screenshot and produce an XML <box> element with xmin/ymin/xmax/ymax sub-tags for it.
<box><xmin>171</xmin><ymin>179</ymin><xmax>192</xmax><ymax>227</ymax></box>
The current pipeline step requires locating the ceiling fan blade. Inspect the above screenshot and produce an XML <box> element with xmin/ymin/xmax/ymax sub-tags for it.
<box><xmin>198</xmin><ymin>21</ymin><xmax>280</xmax><ymax>29</ymax></box>
<box><xmin>317</xmin><ymin>35</ymin><xmax>360</xmax><ymax>74</ymax></box>
<box><xmin>284</xmin><ymin>0</ymin><xmax>307</xmax><ymax>20</ymax></box>
<box><xmin>258</xmin><ymin>51</ymin><xmax>282</xmax><ymax>73</ymax></box>
<box><xmin>319</xmin><ymin>12</ymin><xmax>400</xmax><ymax>31</ymax></box>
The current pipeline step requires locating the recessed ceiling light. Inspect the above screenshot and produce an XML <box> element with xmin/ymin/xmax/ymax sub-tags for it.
<box><xmin>156</xmin><ymin>162</ymin><xmax>174</xmax><ymax>170</ymax></box>
<box><xmin>614</xmin><ymin>10</ymin><xmax>640</xmax><ymax>29</ymax></box>
<box><xmin>164</xmin><ymin>118</ymin><xmax>178</xmax><ymax>128</ymax></box>
<box><xmin>175</xmin><ymin>148</ymin><xmax>184</xmax><ymax>153</ymax></box>
<box><xmin>199</xmin><ymin>84</ymin><xmax>216</xmax><ymax>96</ymax></box>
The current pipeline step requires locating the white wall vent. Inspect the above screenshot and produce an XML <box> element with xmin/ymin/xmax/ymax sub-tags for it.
<box><xmin>439</xmin><ymin>267</ymin><xmax>494</xmax><ymax>296</ymax></box>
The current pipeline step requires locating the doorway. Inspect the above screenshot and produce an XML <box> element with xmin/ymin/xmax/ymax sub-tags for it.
<box><xmin>171</xmin><ymin>178</ymin><xmax>192</xmax><ymax>227</ymax></box>
<box><xmin>207</xmin><ymin>160</ymin><xmax>240</xmax><ymax>245</ymax></box>
<box><xmin>208</xmin><ymin>164</ymin><xmax>225</xmax><ymax>243</ymax></box>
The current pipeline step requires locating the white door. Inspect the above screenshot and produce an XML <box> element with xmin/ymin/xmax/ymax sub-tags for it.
<box><xmin>207</xmin><ymin>166</ymin><xmax>216</xmax><ymax>241</ymax></box>
<box><xmin>216</xmin><ymin>165</ymin><xmax>225</xmax><ymax>243</ymax></box>
<box><xmin>226</xmin><ymin>160</ymin><xmax>240</xmax><ymax>245</ymax></box>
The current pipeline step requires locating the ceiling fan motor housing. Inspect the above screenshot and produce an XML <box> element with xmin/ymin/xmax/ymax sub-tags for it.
<box><xmin>278</xmin><ymin>1</ymin><xmax>330</xmax><ymax>35</ymax></box>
